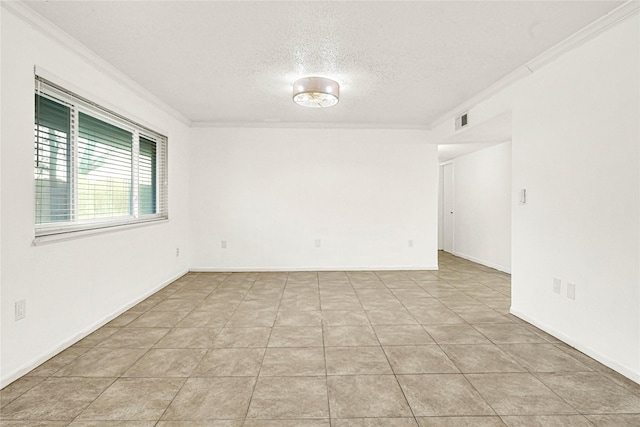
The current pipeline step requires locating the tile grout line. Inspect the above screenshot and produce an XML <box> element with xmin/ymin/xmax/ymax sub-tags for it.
<box><xmin>241</xmin><ymin>271</ymin><xmax>287</xmax><ymax>423</ymax></box>
<box><xmin>129</xmin><ymin>272</ymin><xmax>214</xmax><ymax>424</ymax></box>
<box><xmin>5</xmin><ymin>256</ymin><xmax>640</xmax><ymax>424</ymax></box>
<box><xmin>157</xmin><ymin>271</ymin><xmax>254</xmax><ymax>424</ymax></box>
<box><xmin>321</xmin><ymin>274</ymin><xmax>333</xmax><ymax>423</ymax></box>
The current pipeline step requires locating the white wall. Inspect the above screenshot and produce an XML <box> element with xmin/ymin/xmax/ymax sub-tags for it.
<box><xmin>0</xmin><ymin>8</ymin><xmax>192</xmax><ymax>385</ymax></box>
<box><xmin>450</xmin><ymin>142</ymin><xmax>512</xmax><ymax>272</ymax></box>
<box><xmin>511</xmin><ymin>14</ymin><xmax>639</xmax><ymax>381</ymax></box>
<box><xmin>437</xmin><ymin>165</ymin><xmax>444</xmax><ymax>250</ymax></box>
<box><xmin>0</xmin><ymin>6</ymin><xmax>4</xmax><ymax>381</ymax></box>
<box><xmin>189</xmin><ymin>127</ymin><xmax>438</xmax><ymax>271</ymax></box>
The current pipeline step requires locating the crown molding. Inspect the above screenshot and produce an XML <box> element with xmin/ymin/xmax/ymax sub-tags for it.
<box><xmin>2</xmin><ymin>0</ymin><xmax>192</xmax><ymax>127</ymax></box>
<box><xmin>428</xmin><ymin>0</ymin><xmax>640</xmax><ymax>129</ymax></box>
<box><xmin>6</xmin><ymin>0</ymin><xmax>636</xmax><ymax>131</ymax></box>
<box><xmin>190</xmin><ymin>121</ymin><xmax>431</xmax><ymax>130</ymax></box>
<box><xmin>525</xmin><ymin>0</ymin><xmax>639</xmax><ymax>73</ymax></box>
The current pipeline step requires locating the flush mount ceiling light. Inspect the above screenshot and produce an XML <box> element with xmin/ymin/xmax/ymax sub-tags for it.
<box><xmin>292</xmin><ymin>76</ymin><xmax>339</xmax><ymax>108</ymax></box>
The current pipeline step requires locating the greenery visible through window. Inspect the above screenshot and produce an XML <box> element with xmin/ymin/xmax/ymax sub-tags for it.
<box><xmin>35</xmin><ymin>95</ymin><xmax>71</xmax><ymax>224</ymax></box>
<box><xmin>34</xmin><ymin>76</ymin><xmax>168</xmax><ymax>238</ymax></box>
<box><xmin>77</xmin><ymin>112</ymin><xmax>133</xmax><ymax>220</ymax></box>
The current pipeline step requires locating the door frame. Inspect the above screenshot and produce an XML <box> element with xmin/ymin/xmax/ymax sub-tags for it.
<box><xmin>439</xmin><ymin>161</ymin><xmax>455</xmax><ymax>254</ymax></box>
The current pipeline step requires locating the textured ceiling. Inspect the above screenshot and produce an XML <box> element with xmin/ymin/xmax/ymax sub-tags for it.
<box><xmin>25</xmin><ymin>1</ymin><xmax>623</xmax><ymax>127</ymax></box>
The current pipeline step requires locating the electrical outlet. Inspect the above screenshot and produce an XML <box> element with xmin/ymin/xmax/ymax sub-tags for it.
<box><xmin>176</xmin><ymin>247</ymin><xmax>180</xmax><ymax>257</ymax></box>
<box><xmin>15</xmin><ymin>300</ymin><xmax>26</xmax><ymax>321</ymax></box>
<box><xmin>314</xmin><ymin>239</ymin><xmax>321</xmax><ymax>248</ymax></box>
<box><xmin>567</xmin><ymin>282</ymin><xmax>576</xmax><ymax>300</ymax></box>
<box><xmin>553</xmin><ymin>277</ymin><xmax>561</xmax><ymax>294</ymax></box>
<box><xmin>221</xmin><ymin>240</ymin><xmax>227</xmax><ymax>249</ymax></box>
<box><xmin>408</xmin><ymin>240</ymin><xmax>414</xmax><ymax>248</ymax></box>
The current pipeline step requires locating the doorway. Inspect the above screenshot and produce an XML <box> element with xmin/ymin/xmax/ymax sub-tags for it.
<box><xmin>441</xmin><ymin>162</ymin><xmax>454</xmax><ymax>254</ymax></box>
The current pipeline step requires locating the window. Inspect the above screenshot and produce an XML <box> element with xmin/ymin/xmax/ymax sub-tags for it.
<box><xmin>34</xmin><ymin>76</ymin><xmax>168</xmax><ymax>239</ymax></box>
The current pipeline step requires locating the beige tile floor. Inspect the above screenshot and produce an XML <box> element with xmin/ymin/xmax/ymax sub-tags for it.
<box><xmin>2</xmin><ymin>252</ymin><xmax>640</xmax><ymax>426</ymax></box>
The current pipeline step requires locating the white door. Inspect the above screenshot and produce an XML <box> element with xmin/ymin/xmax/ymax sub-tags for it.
<box><xmin>442</xmin><ymin>163</ymin><xmax>454</xmax><ymax>253</ymax></box>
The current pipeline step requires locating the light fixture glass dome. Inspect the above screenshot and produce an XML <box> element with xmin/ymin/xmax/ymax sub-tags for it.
<box><xmin>293</xmin><ymin>77</ymin><xmax>339</xmax><ymax>108</ymax></box>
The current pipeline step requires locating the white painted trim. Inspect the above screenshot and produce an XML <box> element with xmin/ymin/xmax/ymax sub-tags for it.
<box><xmin>441</xmin><ymin>162</ymin><xmax>455</xmax><ymax>254</ymax></box>
<box><xmin>428</xmin><ymin>0</ymin><xmax>640</xmax><ymax>129</ymax></box>
<box><xmin>525</xmin><ymin>0</ymin><xmax>640</xmax><ymax>73</ymax></box>
<box><xmin>511</xmin><ymin>308</ymin><xmax>640</xmax><ymax>385</ymax></box>
<box><xmin>33</xmin><ymin>218</ymin><xmax>169</xmax><ymax>246</ymax></box>
<box><xmin>0</xmin><ymin>269</ymin><xmax>189</xmax><ymax>388</ymax></box>
<box><xmin>190</xmin><ymin>121</ymin><xmax>431</xmax><ymax>130</ymax></box>
<box><xmin>453</xmin><ymin>250</ymin><xmax>511</xmax><ymax>274</ymax></box>
<box><xmin>190</xmin><ymin>265</ymin><xmax>439</xmax><ymax>272</ymax></box>
<box><xmin>2</xmin><ymin>1</ymin><xmax>191</xmax><ymax>127</ymax></box>
<box><xmin>5</xmin><ymin>0</ymin><xmax>637</xmax><ymax>132</ymax></box>
<box><xmin>430</xmin><ymin>67</ymin><xmax>531</xmax><ymax>129</ymax></box>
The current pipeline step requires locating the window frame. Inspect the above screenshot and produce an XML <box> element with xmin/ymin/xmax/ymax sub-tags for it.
<box><xmin>34</xmin><ymin>76</ymin><xmax>168</xmax><ymax>243</ymax></box>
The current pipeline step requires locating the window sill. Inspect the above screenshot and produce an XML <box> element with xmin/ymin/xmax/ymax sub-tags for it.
<box><xmin>32</xmin><ymin>218</ymin><xmax>169</xmax><ymax>246</ymax></box>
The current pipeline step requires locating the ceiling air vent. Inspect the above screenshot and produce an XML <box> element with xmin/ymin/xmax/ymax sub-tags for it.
<box><xmin>455</xmin><ymin>112</ymin><xmax>469</xmax><ymax>131</ymax></box>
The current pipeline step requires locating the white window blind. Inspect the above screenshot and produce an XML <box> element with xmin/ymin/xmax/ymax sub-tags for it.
<box><xmin>34</xmin><ymin>76</ymin><xmax>168</xmax><ymax>239</ymax></box>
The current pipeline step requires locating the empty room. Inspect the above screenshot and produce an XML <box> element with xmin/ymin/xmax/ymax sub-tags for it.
<box><xmin>1</xmin><ymin>1</ymin><xmax>639</xmax><ymax>426</ymax></box>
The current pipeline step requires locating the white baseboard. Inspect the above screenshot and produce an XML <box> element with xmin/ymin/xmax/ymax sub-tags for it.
<box><xmin>2</xmin><ymin>262</ymin><xmax>440</xmax><ymax>387</ymax></box>
<box><xmin>510</xmin><ymin>308</ymin><xmax>640</xmax><ymax>385</ymax></box>
<box><xmin>0</xmin><ymin>269</ymin><xmax>189</xmax><ymax>388</ymax></box>
<box><xmin>453</xmin><ymin>251</ymin><xmax>511</xmax><ymax>274</ymax></box>
<box><xmin>190</xmin><ymin>264</ymin><xmax>439</xmax><ymax>272</ymax></box>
